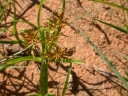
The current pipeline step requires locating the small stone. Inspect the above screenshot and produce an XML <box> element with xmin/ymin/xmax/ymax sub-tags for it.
<box><xmin>103</xmin><ymin>5</ymin><xmax>110</xmax><ymax>10</ymax></box>
<box><xmin>6</xmin><ymin>44</ymin><xmax>22</xmax><ymax>55</ymax></box>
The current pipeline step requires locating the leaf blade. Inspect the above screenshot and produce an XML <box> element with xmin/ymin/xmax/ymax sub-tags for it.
<box><xmin>95</xmin><ymin>19</ymin><xmax>128</xmax><ymax>34</ymax></box>
<box><xmin>7</xmin><ymin>56</ymin><xmax>42</xmax><ymax>65</ymax></box>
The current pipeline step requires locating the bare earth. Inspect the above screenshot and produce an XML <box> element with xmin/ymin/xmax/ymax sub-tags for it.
<box><xmin>0</xmin><ymin>0</ymin><xmax>128</xmax><ymax>96</ymax></box>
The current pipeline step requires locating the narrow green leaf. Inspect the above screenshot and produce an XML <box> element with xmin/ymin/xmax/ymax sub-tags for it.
<box><xmin>124</xmin><ymin>70</ymin><xmax>128</xmax><ymax>78</ymax></box>
<box><xmin>95</xmin><ymin>19</ymin><xmax>128</xmax><ymax>34</ymax></box>
<box><xmin>1</xmin><ymin>1</ymin><xmax>10</xmax><ymax>11</ymax></box>
<box><xmin>41</xmin><ymin>28</ymin><xmax>47</xmax><ymax>53</ymax></box>
<box><xmin>62</xmin><ymin>62</ymin><xmax>72</xmax><ymax>96</ymax></box>
<box><xmin>7</xmin><ymin>56</ymin><xmax>42</xmax><ymax>65</ymax></box>
<box><xmin>0</xmin><ymin>64</ymin><xmax>14</xmax><ymax>71</ymax></box>
<box><xmin>7</xmin><ymin>56</ymin><xmax>83</xmax><ymax>66</ymax></box>
<box><xmin>0</xmin><ymin>12</ymin><xmax>4</xmax><ymax>22</ymax></box>
<box><xmin>0</xmin><ymin>1</ymin><xmax>10</xmax><ymax>22</ymax></box>
<box><xmin>46</xmin><ymin>93</ymin><xmax>56</xmax><ymax>96</ymax></box>
<box><xmin>50</xmin><ymin>58</ymin><xmax>83</xmax><ymax>64</ymax></box>
<box><xmin>8</xmin><ymin>66</ymin><xmax>26</xmax><ymax>68</ymax></box>
<box><xmin>92</xmin><ymin>0</ymin><xmax>128</xmax><ymax>11</ymax></box>
<box><xmin>28</xmin><ymin>93</ymin><xmax>55</xmax><ymax>96</ymax></box>
<box><xmin>12</xmin><ymin>0</ymin><xmax>20</xmax><ymax>42</ymax></box>
<box><xmin>62</xmin><ymin>0</ymin><xmax>66</xmax><ymax>12</ymax></box>
<box><xmin>0</xmin><ymin>40</ymin><xmax>21</xmax><ymax>44</ymax></box>
<box><xmin>38</xmin><ymin>0</ymin><xmax>46</xmax><ymax>32</ymax></box>
<box><xmin>60</xmin><ymin>58</ymin><xmax>83</xmax><ymax>64</ymax></box>
<box><xmin>0</xmin><ymin>28</ymin><xmax>8</xmax><ymax>32</ymax></box>
<box><xmin>123</xmin><ymin>76</ymin><xmax>128</xmax><ymax>82</ymax></box>
<box><xmin>115</xmin><ymin>52</ymin><xmax>128</xmax><ymax>60</ymax></box>
<box><xmin>26</xmin><ymin>94</ymin><xmax>41</xmax><ymax>96</ymax></box>
<box><xmin>119</xmin><ymin>88</ymin><xmax>123</xmax><ymax>96</ymax></box>
<box><xmin>38</xmin><ymin>0</ymin><xmax>47</xmax><ymax>55</ymax></box>
<box><xmin>0</xmin><ymin>64</ymin><xmax>7</xmax><ymax>71</ymax></box>
<box><xmin>13</xmin><ymin>20</ymin><xmax>37</xmax><ymax>28</ymax></box>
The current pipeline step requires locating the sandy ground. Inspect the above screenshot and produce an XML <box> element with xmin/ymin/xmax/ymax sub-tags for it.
<box><xmin>0</xmin><ymin>0</ymin><xmax>128</xmax><ymax>96</ymax></box>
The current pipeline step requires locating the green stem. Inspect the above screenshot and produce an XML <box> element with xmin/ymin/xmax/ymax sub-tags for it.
<box><xmin>39</xmin><ymin>59</ymin><xmax>48</xmax><ymax>96</ymax></box>
<box><xmin>12</xmin><ymin>0</ymin><xmax>20</xmax><ymax>42</ymax></box>
<box><xmin>62</xmin><ymin>62</ymin><xmax>72</xmax><ymax>96</ymax></box>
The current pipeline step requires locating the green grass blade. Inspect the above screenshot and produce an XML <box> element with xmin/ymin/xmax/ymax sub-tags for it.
<box><xmin>0</xmin><ymin>1</ymin><xmax>10</xmax><ymax>22</ymax></box>
<box><xmin>124</xmin><ymin>70</ymin><xmax>128</xmax><ymax>78</ymax></box>
<box><xmin>7</xmin><ymin>56</ymin><xmax>42</xmax><ymax>65</ymax></box>
<box><xmin>27</xmin><ymin>93</ymin><xmax>55</xmax><ymax>96</ymax></box>
<box><xmin>12</xmin><ymin>0</ymin><xmax>20</xmax><ymax>41</ymax></box>
<box><xmin>95</xmin><ymin>19</ymin><xmax>128</xmax><ymax>34</ymax></box>
<box><xmin>70</xmin><ymin>23</ymin><xmax>128</xmax><ymax>89</ymax></box>
<box><xmin>53</xmin><ymin>0</ymin><xmax>66</xmax><ymax>38</ymax></box>
<box><xmin>0</xmin><ymin>45</ymin><xmax>33</xmax><ymax>63</ymax></box>
<box><xmin>0</xmin><ymin>64</ymin><xmax>9</xmax><ymax>71</ymax></box>
<box><xmin>41</xmin><ymin>28</ymin><xmax>47</xmax><ymax>54</ymax></box>
<box><xmin>38</xmin><ymin>0</ymin><xmax>46</xmax><ymax>32</ymax></box>
<box><xmin>0</xmin><ymin>64</ymin><xmax>26</xmax><ymax>71</ymax></box>
<box><xmin>92</xmin><ymin>0</ymin><xmax>128</xmax><ymax>11</ymax></box>
<box><xmin>26</xmin><ymin>94</ymin><xmax>41</xmax><ymax>96</ymax></box>
<box><xmin>0</xmin><ymin>28</ymin><xmax>9</xmax><ymax>32</ymax></box>
<box><xmin>38</xmin><ymin>0</ymin><xmax>47</xmax><ymax>54</ymax></box>
<box><xmin>1</xmin><ymin>1</ymin><xmax>10</xmax><ymax>11</ymax></box>
<box><xmin>0</xmin><ymin>40</ymin><xmax>21</xmax><ymax>44</ymax></box>
<box><xmin>119</xmin><ymin>88</ymin><xmax>123</xmax><ymax>96</ymax></box>
<box><xmin>7</xmin><ymin>66</ymin><xmax>26</xmax><ymax>68</ymax></box>
<box><xmin>50</xmin><ymin>58</ymin><xmax>83</xmax><ymax>64</ymax></box>
<box><xmin>7</xmin><ymin>56</ymin><xmax>83</xmax><ymax>65</ymax></box>
<box><xmin>0</xmin><ymin>64</ymin><xmax>16</xmax><ymax>71</ymax></box>
<box><xmin>62</xmin><ymin>0</ymin><xmax>66</xmax><ymax>12</ymax></box>
<box><xmin>0</xmin><ymin>12</ymin><xmax>4</xmax><ymax>22</ymax></box>
<box><xmin>62</xmin><ymin>62</ymin><xmax>72</xmax><ymax>96</ymax></box>
<box><xmin>46</xmin><ymin>93</ymin><xmax>56</xmax><ymax>96</ymax></box>
<box><xmin>60</xmin><ymin>58</ymin><xmax>83</xmax><ymax>64</ymax></box>
<box><xmin>14</xmin><ymin>20</ymin><xmax>37</xmax><ymax>28</ymax></box>
<box><xmin>114</xmin><ymin>52</ymin><xmax>128</xmax><ymax>60</ymax></box>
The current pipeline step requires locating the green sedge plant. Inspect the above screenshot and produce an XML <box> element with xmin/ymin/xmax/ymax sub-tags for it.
<box><xmin>0</xmin><ymin>0</ymin><xmax>83</xmax><ymax>96</ymax></box>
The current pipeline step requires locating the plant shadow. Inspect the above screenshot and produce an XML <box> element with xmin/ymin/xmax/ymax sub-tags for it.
<box><xmin>49</xmin><ymin>62</ymin><xmax>124</xmax><ymax>96</ymax></box>
<box><xmin>0</xmin><ymin>66</ymin><xmax>39</xmax><ymax>96</ymax></box>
